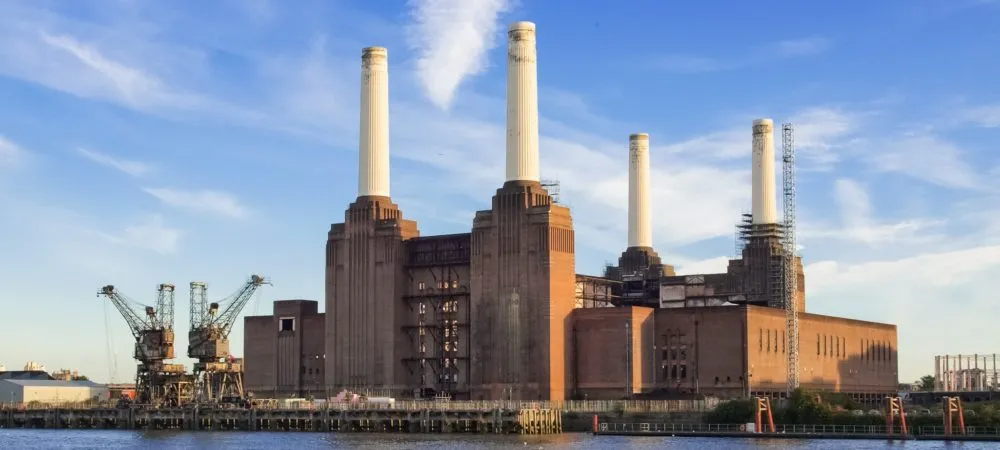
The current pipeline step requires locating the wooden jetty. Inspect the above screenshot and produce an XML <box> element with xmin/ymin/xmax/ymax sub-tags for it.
<box><xmin>0</xmin><ymin>406</ymin><xmax>562</xmax><ymax>434</ymax></box>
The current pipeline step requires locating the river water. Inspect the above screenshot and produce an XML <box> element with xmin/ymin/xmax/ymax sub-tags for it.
<box><xmin>0</xmin><ymin>430</ymin><xmax>992</xmax><ymax>449</ymax></box>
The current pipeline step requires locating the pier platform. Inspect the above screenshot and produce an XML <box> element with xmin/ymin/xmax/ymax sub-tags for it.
<box><xmin>0</xmin><ymin>406</ymin><xmax>561</xmax><ymax>434</ymax></box>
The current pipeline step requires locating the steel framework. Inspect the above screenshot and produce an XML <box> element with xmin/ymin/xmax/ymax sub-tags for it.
<box><xmin>187</xmin><ymin>275</ymin><xmax>271</xmax><ymax>404</ymax></box>
<box><xmin>782</xmin><ymin>122</ymin><xmax>799</xmax><ymax>392</ymax></box>
<box><xmin>99</xmin><ymin>283</ymin><xmax>193</xmax><ymax>406</ymax></box>
<box><xmin>402</xmin><ymin>235</ymin><xmax>471</xmax><ymax>399</ymax></box>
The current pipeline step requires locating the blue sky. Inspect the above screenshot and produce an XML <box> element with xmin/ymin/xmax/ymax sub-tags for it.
<box><xmin>0</xmin><ymin>0</ymin><xmax>998</xmax><ymax>384</ymax></box>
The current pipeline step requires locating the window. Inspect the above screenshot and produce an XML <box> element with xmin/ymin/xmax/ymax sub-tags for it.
<box><xmin>418</xmin><ymin>282</ymin><xmax>426</xmax><ymax>291</ymax></box>
<box><xmin>759</xmin><ymin>329</ymin><xmax>763</xmax><ymax>352</ymax></box>
<box><xmin>781</xmin><ymin>330</ymin><xmax>785</xmax><ymax>354</ymax></box>
<box><xmin>279</xmin><ymin>317</ymin><xmax>295</xmax><ymax>332</ymax></box>
<box><xmin>766</xmin><ymin>330</ymin><xmax>771</xmax><ymax>353</ymax></box>
<box><xmin>817</xmin><ymin>334</ymin><xmax>821</xmax><ymax>355</ymax></box>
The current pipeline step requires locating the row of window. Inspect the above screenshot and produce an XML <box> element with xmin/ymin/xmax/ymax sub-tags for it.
<box><xmin>754</xmin><ymin>329</ymin><xmax>892</xmax><ymax>364</ymax></box>
<box><xmin>862</xmin><ymin>339</ymin><xmax>893</xmax><ymax>363</ymax></box>
<box><xmin>816</xmin><ymin>334</ymin><xmax>846</xmax><ymax>359</ymax></box>
<box><xmin>418</xmin><ymin>301</ymin><xmax>461</xmax><ymax>314</ymax></box>
<box><xmin>416</xmin><ymin>280</ymin><xmax>460</xmax><ymax>291</ymax></box>
<box><xmin>760</xmin><ymin>328</ymin><xmax>786</xmax><ymax>354</ymax></box>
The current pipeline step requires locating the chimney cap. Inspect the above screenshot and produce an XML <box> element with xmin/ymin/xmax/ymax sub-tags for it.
<box><xmin>752</xmin><ymin>118</ymin><xmax>774</xmax><ymax>127</ymax></box>
<box><xmin>362</xmin><ymin>46</ymin><xmax>388</xmax><ymax>56</ymax></box>
<box><xmin>629</xmin><ymin>133</ymin><xmax>650</xmax><ymax>141</ymax></box>
<box><xmin>509</xmin><ymin>21</ymin><xmax>536</xmax><ymax>32</ymax></box>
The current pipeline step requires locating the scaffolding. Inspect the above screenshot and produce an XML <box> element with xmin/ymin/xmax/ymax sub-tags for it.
<box><xmin>574</xmin><ymin>275</ymin><xmax>621</xmax><ymax>308</ymax></box>
<box><xmin>402</xmin><ymin>235</ymin><xmax>472</xmax><ymax>399</ymax></box>
<box><xmin>541</xmin><ymin>179</ymin><xmax>561</xmax><ymax>204</ymax></box>
<box><xmin>782</xmin><ymin>122</ymin><xmax>799</xmax><ymax>392</ymax></box>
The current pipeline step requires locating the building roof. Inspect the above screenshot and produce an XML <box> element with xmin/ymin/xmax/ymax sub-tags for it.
<box><xmin>0</xmin><ymin>370</ymin><xmax>54</xmax><ymax>380</ymax></box>
<box><xmin>0</xmin><ymin>379</ymin><xmax>104</xmax><ymax>388</ymax></box>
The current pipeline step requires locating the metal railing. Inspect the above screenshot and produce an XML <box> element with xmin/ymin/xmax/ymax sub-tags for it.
<box><xmin>1</xmin><ymin>399</ymin><xmax>718</xmax><ymax>413</ymax></box>
<box><xmin>251</xmin><ymin>399</ymin><xmax>718</xmax><ymax>412</ymax></box>
<box><xmin>917</xmin><ymin>426</ymin><xmax>1000</xmax><ymax>436</ymax></box>
<box><xmin>596</xmin><ymin>422</ymin><xmax>1000</xmax><ymax>437</ymax></box>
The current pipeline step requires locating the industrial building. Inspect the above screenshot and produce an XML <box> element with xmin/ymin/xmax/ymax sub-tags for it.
<box><xmin>244</xmin><ymin>300</ymin><xmax>326</xmax><ymax>398</ymax></box>
<box><xmin>243</xmin><ymin>20</ymin><xmax>899</xmax><ymax>402</ymax></box>
<box><xmin>0</xmin><ymin>379</ymin><xmax>108</xmax><ymax>404</ymax></box>
<box><xmin>934</xmin><ymin>353</ymin><xmax>999</xmax><ymax>392</ymax></box>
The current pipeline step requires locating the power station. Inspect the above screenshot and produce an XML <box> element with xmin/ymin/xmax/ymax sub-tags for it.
<box><xmin>231</xmin><ymin>20</ymin><xmax>899</xmax><ymax>403</ymax></box>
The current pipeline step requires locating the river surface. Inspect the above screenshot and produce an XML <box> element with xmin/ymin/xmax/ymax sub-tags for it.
<box><xmin>0</xmin><ymin>430</ymin><xmax>990</xmax><ymax>449</ymax></box>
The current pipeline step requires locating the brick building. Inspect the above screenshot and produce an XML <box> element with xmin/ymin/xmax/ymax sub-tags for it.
<box><xmin>569</xmin><ymin>305</ymin><xmax>897</xmax><ymax>402</ymax></box>
<box><xmin>240</xmin><ymin>21</ymin><xmax>899</xmax><ymax>403</ymax></box>
<box><xmin>244</xmin><ymin>300</ymin><xmax>325</xmax><ymax>398</ymax></box>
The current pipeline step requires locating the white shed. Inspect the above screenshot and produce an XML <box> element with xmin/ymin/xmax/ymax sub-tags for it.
<box><xmin>0</xmin><ymin>379</ymin><xmax>109</xmax><ymax>404</ymax></box>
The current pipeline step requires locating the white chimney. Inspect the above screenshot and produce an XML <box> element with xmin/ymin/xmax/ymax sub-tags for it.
<box><xmin>505</xmin><ymin>21</ymin><xmax>540</xmax><ymax>183</ymax></box>
<box><xmin>751</xmin><ymin>118</ymin><xmax>778</xmax><ymax>224</ymax></box>
<box><xmin>358</xmin><ymin>46</ymin><xmax>390</xmax><ymax>198</ymax></box>
<box><xmin>628</xmin><ymin>133</ymin><xmax>652</xmax><ymax>248</ymax></box>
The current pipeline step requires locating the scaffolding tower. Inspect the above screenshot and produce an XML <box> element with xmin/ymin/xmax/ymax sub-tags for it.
<box><xmin>782</xmin><ymin>122</ymin><xmax>799</xmax><ymax>392</ymax></box>
<box><xmin>541</xmin><ymin>179</ymin><xmax>561</xmax><ymax>204</ymax></box>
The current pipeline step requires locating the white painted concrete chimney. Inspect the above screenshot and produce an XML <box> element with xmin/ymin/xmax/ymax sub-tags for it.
<box><xmin>628</xmin><ymin>133</ymin><xmax>652</xmax><ymax>248</ymax></box>
<box><xmin>751</xmin><ymin>118</ymin><xmax>778</xmax><ymax>224</ymax></box>
<box><xmin>358</xmin><ymin>46</ymin><xmax>390</xmax><ymax>198</ymax></box>
<box><xmin>505</xmin><ymin>21</ymin><xmax>540</xmax><ymax>183</ymax></box>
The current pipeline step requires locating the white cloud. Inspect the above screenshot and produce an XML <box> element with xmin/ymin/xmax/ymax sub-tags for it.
<box><xmin>405</xmin><ymin>0</ymin><xmax>512</xmax><ymax>109</ymax></box>
<box><xmin>867</xmin><ymin>134</ymin><xmax>983</xmax><ymax>190</ymax></box>
<box><xmin>76</xmin><ymin>147</ymin><xmax>152</xmax><ymax>177</ymax></box>
<box><xmin>652</xmin><ymin>36</ymin><xmax>832</xmax><ymax>74</ymax></box>
<box><xmin>805</xmin><ymin>244</ymin><xmax>1000</xmax><ymax>380</ymax></box>
<box><xmin>771</xmin><ymin>37</ymin><xmax>831</xmax><ymax>57</ymax></box>
<box><xmin>95</xmin><ymin>214</ymin><xmax>182</xmax><ymax>254</ymax></box>
<box><xmin>961</xmin><ymin>103</ymin><xmax>1000</xmax><ymax>128</ymax></box>
<box><xmin>801</xmin><ymin>178</ymin><xmax>943</xmax><ymax>245</ymax></box>
<box><xmin>0</xmin><ymin>135</ymin><xmax>26</xmax><ymax>167</ymax></box>
<box><xmin>143</xmin><ymin>188</ymin><xmax>250</xmax><ymax>219</ymax></box>
<box><xmin>660</xmin><ymin>107</ymin><xmax>859</xmax><ymax>169</ymax></box>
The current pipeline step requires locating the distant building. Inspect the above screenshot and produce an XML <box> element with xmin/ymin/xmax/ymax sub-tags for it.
<box><xmin>0</xmin><ymin>370</ymin><xmax>54</xmax><ymax>381</ymax></box>
<box><xmin>934</xmin><ymin>353</ymin><xmax>999</xmax><ymax>392</ymax></box>
<box><xmin>243</xmin><ymin>300</ymin><xmax>326</xmax><ymax>398</ymax></box>
<box><xmin>0</xmin><ymin>379</ymin><xmax>109</xmax><ymax>404</ymax></box>
<box><xmin>22</xmin><ymin>361</ymin><xmax>46</xmax><ymax>372</ymax></box>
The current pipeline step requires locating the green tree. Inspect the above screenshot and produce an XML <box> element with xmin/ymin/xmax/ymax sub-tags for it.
<box><xmin>918</xmin><ymin>375</ymin><xmax>935</xmax><ymax>391</ymax></box>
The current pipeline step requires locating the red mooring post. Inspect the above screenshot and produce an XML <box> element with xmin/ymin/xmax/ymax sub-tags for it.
<box><xmin>593</xmin><ymin>414</ymin><xmax>598</xmax><ymax>434</ymax></box>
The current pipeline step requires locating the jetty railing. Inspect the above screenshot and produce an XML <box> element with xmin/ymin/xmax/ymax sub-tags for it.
<box><xmin>255</xmin><ymin>399</ymin><xmax>718</xmax><ymax>413</ymax></box>
<box><xmin>1</xmin><ymin>399</ymin><xmax>718</xmax><ymax>413</ymax></box>
<box><xmin>597</xmin><ymin>422</ymin><xmax>909</xmax><ymax>435</ymax></box>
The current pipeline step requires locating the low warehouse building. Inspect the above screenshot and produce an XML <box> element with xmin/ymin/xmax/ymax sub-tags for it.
<box><xmin>0</xmin><ymin>379</ymin><xmax>109</xmax><ymax>404</ymax></box>
<box><xmin>569</xmin><ymin>305</ymin><xmax>897</xmax><ymax>403</ymax></box>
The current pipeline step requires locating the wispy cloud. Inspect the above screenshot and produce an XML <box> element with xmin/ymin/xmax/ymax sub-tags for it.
<box><xmin>771</xmin><ymin>37</ymin><xmax>831</xmax><ymax>57</ymax></box>
<box><xmin>802</xmin><ymin>178</ymin><xmax>944</xmax><ymax>245</ymax></box>
<box><xmin>660</xmin><ymin>107</ymin><xmax>860</xmax><ymax>170</ymax></box>
<box><xmin>652</xmin><ymin>36</ymin><xmax>832</xmax><ymax>74</ymax></box>
<box><xmin>95</xmin><ymin>213</ymin><xmax>182</xmax><ymax>254</ymax></box>
<box><xmin>0</xmin><ymin>135</ymin><xmax>26</xmax><ymax>168</ymax></box>
<box><xmin>405</xmin><ymin>0</ymin><xmax>512</xmax><ymax>109</ymax></box>
<box><xmin>76</xmin><ymin>147</ymin><xmax>152</xmax><ymax>177</ymax></box>
<box><xmin>867</xmin><ymin>134</ymin><xmax>984</xmax><ymax>190</ymax></box>
<box><xmin>143</xmin><ymin>188</ymin><xmax>250</xmax><ymax>219</ymax></box>
<box><xmin>961</xmin><ymin>103</ymin><xmax>1000</xmax><ymax>128</ymax></box>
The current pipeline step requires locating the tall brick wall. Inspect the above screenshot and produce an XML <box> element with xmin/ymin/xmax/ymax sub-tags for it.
<box><xmin>325</xmin><ymin>196</ymin><xmax>418</xmax><ymax>394</ymax></box>
<box><xmin>469</xmin><ymin>181</ymin><xmax>576</xmax><ymax>400</ymax></box>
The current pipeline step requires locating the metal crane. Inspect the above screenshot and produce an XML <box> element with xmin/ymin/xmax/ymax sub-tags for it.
<box><xmin>98</xmin><ymin>283</ymin><xmax>193</xmax><ymax>406</ymax></box>
<box><xmin>187</xmin><ymin>274</ymin><xmax>271</xmax><ymax>404</ymax></box>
